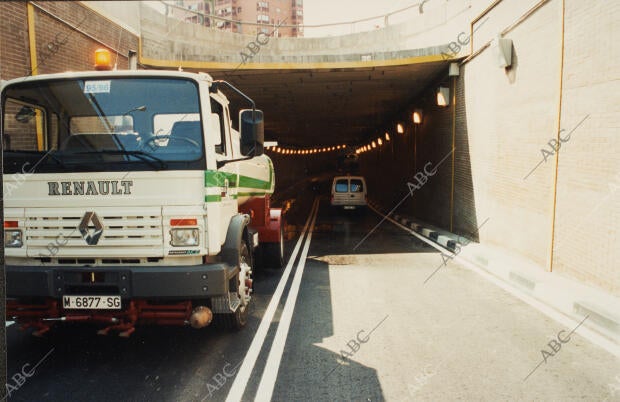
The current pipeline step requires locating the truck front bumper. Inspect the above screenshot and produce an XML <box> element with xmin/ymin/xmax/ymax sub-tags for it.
<box><xmin>6</xmin><ymin>263</ymin><xmax>238</xmax><ymax>300</ymax></box>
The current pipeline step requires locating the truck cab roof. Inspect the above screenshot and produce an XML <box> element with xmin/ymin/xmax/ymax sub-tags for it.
<box><xmin>1</xmin><ymin>70</ymin><xmax>214</xmax><ymax>90</ymax></box>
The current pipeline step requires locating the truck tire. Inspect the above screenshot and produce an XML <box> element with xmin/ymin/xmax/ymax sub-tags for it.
<box><xmin>215</xmin><ymin>241</ymin><xmax>252</xmax><ymax>331</ymax></box>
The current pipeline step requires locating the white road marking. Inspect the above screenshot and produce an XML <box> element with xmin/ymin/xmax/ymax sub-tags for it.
<box><xmin>224</xmin><ymin>198</ymin><xmax>320</xmax><ymax>402</ymax></box>
<box><xmin>254</xmin><ymin>197</ymin><xmax>319</xmax><ymax>402</ymax></box>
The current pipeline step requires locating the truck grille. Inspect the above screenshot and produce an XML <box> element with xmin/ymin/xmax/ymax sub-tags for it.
<box><xmin>25</xmin><ymin>208</ymin><xmax>163</xmax><ymax>257</ymax></box>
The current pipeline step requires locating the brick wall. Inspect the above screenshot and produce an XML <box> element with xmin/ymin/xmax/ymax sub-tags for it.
<box><xmin>551</xmin><ymin>0</ymin><xmax>620</xmax><ymax>293</ymax></box>
<box><xmin>1</xmin><ymin>2</ymin><xmax>138</xmax><ymax>81</ymax></box>
<box><xmin>0</xmin><ymin>2</ymin><xmax>30</xmax><ymax>80</ymax></box>
<box><xmin>1</xmin><ymin>2</ymin><xmax>139</xmax><ymax>153</ymax></box>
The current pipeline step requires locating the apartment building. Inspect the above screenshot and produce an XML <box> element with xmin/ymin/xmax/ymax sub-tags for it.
<box><xmin>169</xmin><ymin>0</ymin><xmax>303</xmax><ymax>37</ymax></box>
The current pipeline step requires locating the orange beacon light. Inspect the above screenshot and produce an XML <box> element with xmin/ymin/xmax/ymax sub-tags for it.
<box><xmin>94</xmin><ymin>48</ymin><xmax>112</xmax><ymax>70</ymax></box>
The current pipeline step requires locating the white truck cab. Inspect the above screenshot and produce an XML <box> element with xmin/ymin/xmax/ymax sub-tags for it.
<box><xmin>2</xmin><ymin>56</ymin><xmax>283</xmax><ymax>336</ymax></box>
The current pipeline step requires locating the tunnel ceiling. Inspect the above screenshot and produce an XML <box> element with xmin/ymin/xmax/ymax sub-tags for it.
<box><xmin>206</xmin><ymin>61</ymin><xmax>446</xmax><ymax>148</ymax></box>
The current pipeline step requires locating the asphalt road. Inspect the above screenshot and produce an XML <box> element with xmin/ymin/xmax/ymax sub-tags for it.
<box><xmin>6</xmin><ymin>180</ymin><xmax>620</xmax><ymax>401</ymax></box>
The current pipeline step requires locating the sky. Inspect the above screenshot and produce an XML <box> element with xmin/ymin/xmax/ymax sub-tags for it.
<box><xmin>302</xmin><ymin>0</ymin><xmax>418</xmax><ymax>36</ymax></box>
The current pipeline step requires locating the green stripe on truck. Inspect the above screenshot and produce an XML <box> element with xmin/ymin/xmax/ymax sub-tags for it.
<box><xmin>204</xmin><ymin>169</ymin><xmax>273</xmax><ymax>191</ymax></box>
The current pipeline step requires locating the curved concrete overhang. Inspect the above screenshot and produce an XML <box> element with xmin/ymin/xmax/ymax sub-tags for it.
<box><xmin>137</xmin><ymin>1</ymin><xmax>478</xmax><ymax>145</ymax></box>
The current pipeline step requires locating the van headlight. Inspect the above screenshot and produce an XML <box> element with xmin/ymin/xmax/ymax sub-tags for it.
<box><xmin>5</xmin><ymin>230</ymin><xmax>23</xmax><ymax>248</ymax></box>
<box><xmin>169</xmin><ymin>228</ymin><xmax>199</xmax><ymax>247</ymax></box>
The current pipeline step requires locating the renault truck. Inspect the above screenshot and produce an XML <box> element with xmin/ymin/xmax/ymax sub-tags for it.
<box><xmin>2</xmin><ymin>50</ymin><xmax>283</xmax><ymax>336</ymax></box>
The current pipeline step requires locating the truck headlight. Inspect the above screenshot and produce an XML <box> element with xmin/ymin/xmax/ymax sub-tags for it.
<box><xmin>5</xmin><ymin>230</ymin><xmax>23</xmax><ymax>248</ymax></box>
<box><xmin>169</xmin><ymin>228</ymin><xmax>199</xmax><ymax>247</ymax></box>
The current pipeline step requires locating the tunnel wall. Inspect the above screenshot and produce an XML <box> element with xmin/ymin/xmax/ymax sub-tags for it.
<box><xmin>551</xmin><ymin>0</ymin><xmax>620</xmax><ymax>293</ymax></box>
<box><xmin>359</xmin><ymin>86</ymin><xmax>455</xmax><ymax>232</ymax></box>
<box><xmin>461</xmin><ymin>0</ymin><xmax>563</xmax><ymax>268</ymax></box>
<box><xmin>360</xmin><ymin>0</ymin><xmax>619</xmax><ymax>295</ymax></box>
<box><xmin>462</xmin><ymin>0</ymin><xmax>619</xmax><ymax>295</ymax></box>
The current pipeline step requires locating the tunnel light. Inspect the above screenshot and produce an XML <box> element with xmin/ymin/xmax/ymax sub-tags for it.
<box><xmin>385</xmin><ymin>132</ymin><xmax>391</xmax><ymax>141</ymax></box>
<box><xmin>377</xmin><ymin>138</ymin><xmax>383</xmax><ymax>146</ymax></box>
<box><xmin>371</xmin><ymin>141</ymin><xmax>377</xmax><ymax>148</ymax></box>
<box><xmin>413</xmin><ymin>109</ymin><xmax>423</xmax><ymax>124</ymax></box>
<box><xmin>437</xmin><ymin>87</ymin><xmax>450</xmax><ymax>106</ymax></box>
<box><xmin>396</xmin><ymin>124</ymin><xmax>404</xmax><ymax>134</ymax></box>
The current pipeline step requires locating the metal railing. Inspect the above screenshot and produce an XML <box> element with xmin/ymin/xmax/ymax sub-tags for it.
<box><xmin>157</xmin><ymin>0</ymin><xmax>443</xmax><ymax>37</ymax></box>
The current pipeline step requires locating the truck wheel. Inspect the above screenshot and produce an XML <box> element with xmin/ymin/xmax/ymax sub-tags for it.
<box><xmin>215</xmin><ymin>241</ymin><xmax>252</xmax><ymax>330</ymax></box>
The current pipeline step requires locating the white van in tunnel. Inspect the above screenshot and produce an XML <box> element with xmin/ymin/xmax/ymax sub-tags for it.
<box><xmin>330</xmin><ymin>176</ymin><xmax>367</xmax><ymax>210</ymax></box>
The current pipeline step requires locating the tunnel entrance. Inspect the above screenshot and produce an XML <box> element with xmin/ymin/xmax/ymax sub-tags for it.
<box><xmin>199</xmin><ymin>60</ymin><xmax>478</xmax><ymax>243</ymax></box>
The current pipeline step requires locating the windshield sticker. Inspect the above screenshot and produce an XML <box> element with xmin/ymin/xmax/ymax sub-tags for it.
<box><xmin>84</xmin><ymin>80</ymin><xmax>111</xmax><ymax>94</ymax></box>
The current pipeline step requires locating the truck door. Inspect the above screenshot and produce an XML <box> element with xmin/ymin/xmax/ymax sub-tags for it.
<box><xmin>210</xmin><ymin>95</ymin><xmax>238</xmax><ymax>238</ymax></box>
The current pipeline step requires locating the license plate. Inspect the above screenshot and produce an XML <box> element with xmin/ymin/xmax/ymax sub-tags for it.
<box><xmin>344</xmin><ymin>206</ymin><xmax>356</xmax><ymax>210</ymax></box>
<box><xmin>62</xmin><ymin>295</ymin><xmax>121</xmax><ymax>310</ymax></box>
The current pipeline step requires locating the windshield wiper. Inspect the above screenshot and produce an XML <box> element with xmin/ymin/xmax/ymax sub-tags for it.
<box><xmin>74</xmin><ymin>150</ymin><xmax>168</xmax><ymax>170</ymax></box>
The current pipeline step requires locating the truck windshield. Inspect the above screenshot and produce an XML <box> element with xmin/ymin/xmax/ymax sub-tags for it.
<box><xmin>2</xmin><ymin>77</ymin><xmax>205</xmax><ymax>174</ymax></box>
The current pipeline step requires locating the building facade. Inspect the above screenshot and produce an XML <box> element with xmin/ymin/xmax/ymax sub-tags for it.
<box><xmin>168</xmin><ymin>0</ymin><xmax>303</xmax><ymax>37</ymax></box>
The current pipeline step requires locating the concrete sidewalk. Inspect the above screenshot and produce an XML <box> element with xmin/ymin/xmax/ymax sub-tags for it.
<box><xmin>368</xmin><ymin>201</ymin><xmax>620</xmax><ymax>356</ymax></box>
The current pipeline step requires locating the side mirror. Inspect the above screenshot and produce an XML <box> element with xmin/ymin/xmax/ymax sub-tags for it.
<box><xmin>15</xmin><ymin>106</ymin><xmax>36</xmax><ymax>123</ymax></box>
<box><xmin>239</xmin><ymin>109</ymin><xmax>264</xmax><ymax>157</ymax></box>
